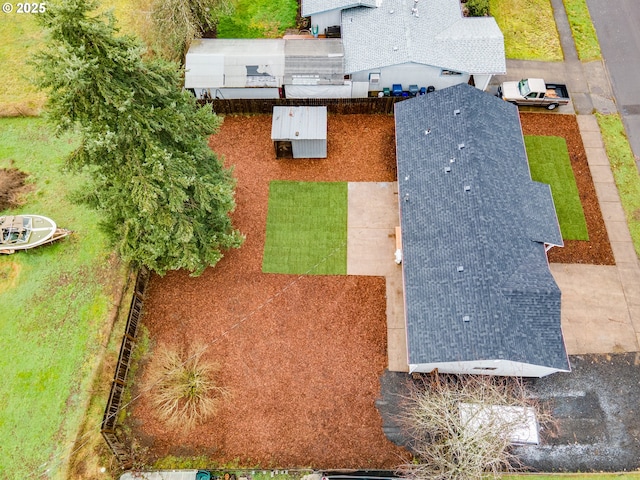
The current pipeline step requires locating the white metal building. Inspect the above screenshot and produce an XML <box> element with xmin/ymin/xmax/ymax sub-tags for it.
<box><xmin>184</xmin><ymin>39</ymin><xmax>285</xmax><ymax>99</ymax></box>
<box><xmin>271</xmin><ymin>106</ymin><xmax>328</xmax><ymax>159</ymax></box>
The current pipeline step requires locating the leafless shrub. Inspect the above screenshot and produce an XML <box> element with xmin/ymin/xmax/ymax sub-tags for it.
<box><xmin>147</xmin><ymin>343</ymin><xmax>228</xmax><ymax>431</ymax></box>
<box><xmin>151</xmin><ymin>0</ymin><xmax>233</xmax><ymax>61</ymax></box>
<box><xmin>397</xmin><ymin>373</ymin><xmax>554</xmax><ymax>480</ymax></box>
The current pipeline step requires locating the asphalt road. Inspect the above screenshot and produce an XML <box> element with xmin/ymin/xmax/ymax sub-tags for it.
<box><xmin>587</xmin><ymin>0</ymin><xmax>640</xmax><ymax>165</ymax></box>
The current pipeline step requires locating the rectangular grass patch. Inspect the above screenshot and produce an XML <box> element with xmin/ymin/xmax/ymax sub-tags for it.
<box><xmin>525</xmin><ymin>135</ymin><xmax>589</xmax><ymax>240</ymax></box>
<box><xmin>263</xmin><ymin>181</ymin><xmax>347</xmax><ymax>275</ymax></box>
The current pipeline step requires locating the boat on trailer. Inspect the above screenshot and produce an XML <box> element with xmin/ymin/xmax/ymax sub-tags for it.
<box><xmin>0</xmin><ymin>214</ymin><xmax>72</xmax><ymax>254</ymax></box>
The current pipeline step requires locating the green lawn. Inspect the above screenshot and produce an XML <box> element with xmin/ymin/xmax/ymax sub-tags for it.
<box><xmin>490</xmin><ymin>0</ymin><xmax>563</xmax><ymax>61</ymax></box>
<box><xmin>563</xmin><ymin>0</ymin><xmax>602</xmax><ymax>61</ymax></box>
<box><xmin>596</xmin><ymin>113</ymin><xmax>640</xmax><ymax>257</ymax></box>
<box><xmin>525</xmin><ymin>135</ymin><xmax>589</xmax><ymax>240</ymax></box>
<box><xmin>216</xmin><ymin>0</ymin><xmax>298</xmax><ymax>38</ymax></box>
<box><xmin>0</xmin><ymin>118</ymin><xmax>126</xmax><ymax>479</ymax></box>
<box><xmin>262</xmin><ymin>181</ymin><xmax>347</xmax><ymax>275</ymax></box>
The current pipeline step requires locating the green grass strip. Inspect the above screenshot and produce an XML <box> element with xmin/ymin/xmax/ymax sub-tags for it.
<box><xmin>0</xmin><ymin>117</ymin><xmax>124</xmax><ymax>479</ymax></box>
<box><xmin>596</xmin><ymin>113</ymin><xmax>640</xmax><ymax>257</ymax></box>
<box><xmin>563</xmin><ymin>0</ymin><xmax>602</xmax><ymax>61</ymax></box>
<box><xmin>525</xmin><ymin>135</ymin><xmax>589</xmax><ymax>240</ymax></box>
<box><xmin>263</xmin><ymin>181</ymin><xmax>347</xmax><ymax>275</ymax></box>
<box><xmin>216</xmin><ymin>0</ymin><xmax>298</xmax><ymax>38</ymax></box>
<box><xmin>490</xmin><ymin>0</ymin><xmax>563</xmax><ymax>61</ymax></box>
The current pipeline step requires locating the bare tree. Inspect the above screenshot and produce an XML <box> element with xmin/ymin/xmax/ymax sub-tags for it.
<box><xmin>151</xmin><ymin>0</ymin><xmax>232</xmax><ymax>61</ymax></box>
<box><xmin>397</xmin><ymin>374</ymin><xmax>554</xmax><ymax>480</ymax></box>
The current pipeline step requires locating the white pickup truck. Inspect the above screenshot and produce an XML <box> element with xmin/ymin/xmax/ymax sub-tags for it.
<box><xmin>498</xmin><ymin>78</ymin><xmax>570</xmax><ymax>110</ymax></box>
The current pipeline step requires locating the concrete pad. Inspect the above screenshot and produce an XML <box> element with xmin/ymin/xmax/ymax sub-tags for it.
<box><xmin>385</xmin><ymin>272</ymin><xmax>405</xmax><ymax>330</ymax></box>
<box><xmin>585</xmin><ymin>148</ymin><xmax>610</xmax><ymax>166</ymax></box>
<box><xmin>580</xmin><ymin>132</ymin><xmax>605</xmax><ymax>149</ymax></box>
<box><xmin>387</xmin><ymin>327</ymin><xmax>409</xmax><ymax>372</ymax></box>
<box><xmin>577</xmin><ymin>115</ymin><xmax>600</xmax><ymax>132</ymax></box>
<box><xmin>598</xmin><ymin>200</ymin><xmax>627</xmax><ymax>222</ymax></box>
<box><xmin>347</xmin><ymin>182</ymin><xmax>408</xmax><ymax>372</ymax></box>
<box><xmin>618</xmin><ymin>264</ymin><xmax>640</xmax><ymax>307</ymax></box>
<box><xmin>594</xmin><ymin>182</ymin><xmax>621</xmax><ymax>202</ymax></box>
<box><xmin>611</xmin><ymin>241</ymin><xmax>640</xmax><ymax>264</ymax></box>
<box><xmin>347</xmin><ymin>182</ymin><xmax>398</xmax><ymax>229</ymax></box>
<box><xmin>606</xmin><ymin>221</ymin><xmax>634</xmax><ymax>243</ymax></box>
<box><xmin>347</xmin><ymin>182</ymin><xmax>399</xmax><ymax>276</ymax></box>
<box><xmin>347</xmin><ymin>227</ymin><xmax>396</xmax><ymax>276</ymax></box>
<box><xmin>588</xmin><ymin>164</ymin><xmax>615</xmax><ymax>183</ymax></box>
<box><xmin>550</xmin><ymin>264</ymin><xmax>639</xmax><ymax>354</ymax></box>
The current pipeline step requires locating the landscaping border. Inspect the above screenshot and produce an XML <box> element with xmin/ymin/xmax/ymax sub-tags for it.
<box><xmin>101</xmin><ymin>266</ymin><xmax>150</xmax><ymax>468</ymax></box>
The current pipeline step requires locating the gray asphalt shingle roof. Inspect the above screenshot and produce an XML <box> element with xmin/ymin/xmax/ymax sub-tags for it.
<box><xmin>340</xmin><ymin>0</ymin><xmax>505</xmax><ymax>74</ymax></box>
<box><xmin>394</xmin><ymin>83</ymin><xmax>569</xmax><ymax>372</ymax></box>
<box><xmin>302</xmin><ymin>0</ymin><xmax>377</xmax><ymax>17</ymax></box>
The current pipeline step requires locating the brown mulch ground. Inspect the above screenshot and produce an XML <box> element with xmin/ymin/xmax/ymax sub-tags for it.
<box><xmin>520</xmin><ymin>113</ymin><xmax>614</xmax><ymax>265</ymax></box>
<box><xmin>131</xmin><ymin>115</ymin><xmax>409</xmax><ymax>468</ymax></box>
<box><xmin>130</xmin><ymin>113</ymin><xmax>613</xmax><ymax>467</ymax></box>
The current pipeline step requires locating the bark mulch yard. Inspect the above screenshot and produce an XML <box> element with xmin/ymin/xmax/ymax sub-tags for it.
<box><xmin>131</xmin><ymin>115</ymin><xmax>409</xmax><ymax>468</ymax></box>
<box><xmin>520</xmin><ymin>113</ymin><xmax>614</xmax><ymax>265</ymax></box>
<box><xmin>130</xmin><ymin>112</ymin><xmax>613</xmax><ymax>468</ymax></box>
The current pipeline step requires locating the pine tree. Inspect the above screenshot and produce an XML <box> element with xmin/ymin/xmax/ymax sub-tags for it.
<box><xmin>32</xmin><ymin>0</ymin><xmax>242</xmax><ymax>275</ymax></box>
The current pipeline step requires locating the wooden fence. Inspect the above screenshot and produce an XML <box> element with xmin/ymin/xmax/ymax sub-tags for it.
<box><xmin>198</xmin><ymin>96</ymin><xmax>408</xmax><ymax>115</ymax></box>
<box><xmin>101</xmin><ymin>266</ymin><xmax>150</xmax><ymax>468</ymax></box>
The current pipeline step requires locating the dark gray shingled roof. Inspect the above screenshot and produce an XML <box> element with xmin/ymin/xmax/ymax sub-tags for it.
<box><xmin>302</xmin><ymin>0</ymin><xmax>377</xmax><ymax>17</ymax></box>
<box><xmin>340</xmin><ymin>0</ymin><xmax>505</xmax><ymax>75</ymax></box>
<box><xmin>284</xmin><ymin>39</ymin><xmax>345</xmax><ymax>85</ymax></box>
<box><xmin>394</xmin><ymin>83</ymin><xmax>569</xmax><ymax>371</ymax></box>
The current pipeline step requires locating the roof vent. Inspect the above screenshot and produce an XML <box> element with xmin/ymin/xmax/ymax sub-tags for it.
<box><xmin>389</xmin><ymin>9</ymin><xmax>394</xmax><ymax>14</ymax></box>
<box><xmin>444</xmin><ymin>166</ymin><xmax>451</xmax><ymax>173</ymax></box>
<box><xmin>404</xmin><ymin>175</ymin><xmax>410</xmax><ymax>181</ymax></box>
<box><xmin>393</xmin><ymin>46</ymin><xmax>399</xmax><ymax>51</ymax></box>
<box><xmin>457</xmin><ymin>265</ymin><xmax>464</xmax><ymax>272</ymax></box>
<box><xmin>454</xmin><ymin>109</ymin><xmax>461</xmax><ymax>116</ymax></box>
<box><xmin>404</xmin><ymin>193</ymin><xmax>410</xmax><ymax>202</ymax></box>
<box><xmin>463</xmin><ymin>315</ymin><xmax>471</xmax><ymax>322</ymax></box>
<box><xmin>450</xmin><ymin>157</ymin><xmax>455</xmax><ymax>163</ymax></box>
<box><xmin>464</xmin><ymin>185</ymin><xmax>471</xmax><ymax>191</ymax></box>
<box><xmin>458</xmin><ymin>143</ymin><xmax>465</xmax><ymax>150</ymax></box>
<box><xmin>424</xmin><ymin>128</ymin><xmax>431</xmax><ymax>135</ymax></box>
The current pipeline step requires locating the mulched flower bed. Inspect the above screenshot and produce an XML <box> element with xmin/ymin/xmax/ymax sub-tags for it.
<box><xmin>129</xmin><ymin>112</ymin><xmax>613</xmax><ymax>467</ymax></box>
<box><xmin>520</xmin><ymin>113</ymin><xmax>614</xmax><ymax>265</ymax></box>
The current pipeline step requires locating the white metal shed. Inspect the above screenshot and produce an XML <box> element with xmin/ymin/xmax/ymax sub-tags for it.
<box><xmin>271</xmin><ymin>106</ymin><xmax>327</xmax><ymax>158</ymax></box>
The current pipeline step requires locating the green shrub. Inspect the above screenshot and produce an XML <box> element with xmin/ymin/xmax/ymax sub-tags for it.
<box><xmin>466</xmin><ymin>0</ymin><xmax>490</xmax><ymax>16</ymax></box>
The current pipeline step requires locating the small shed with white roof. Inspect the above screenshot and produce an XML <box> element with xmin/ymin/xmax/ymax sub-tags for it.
<box><xmin>271</xmin><ymin>106</ymin><xmax>328</xmax><ymax>159</ymax></box>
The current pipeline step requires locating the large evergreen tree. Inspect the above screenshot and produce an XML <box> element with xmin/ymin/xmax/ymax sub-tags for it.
<box><xmin>32</xmin><ymin>0</ymin><xmax>242</xmax><ymax>275</ymax></box>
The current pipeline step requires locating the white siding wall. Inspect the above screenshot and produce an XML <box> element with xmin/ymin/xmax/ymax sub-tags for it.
<box><xmin>284</xmin><ymin>84</ymin><xmax>352</xmax><ymax>98</ymax></box>
<box><xmin>409</xmin><ymin>359</ymin><xmax>568</xmax><ymax>378</ymax></box>
<box><xmin>309</xmin><ymin>11</ymin><xmax>342</xmax><ymax>35</ymax></box>
<box><xmin>472</xmin><ymin>74</ymin><xmax>492</xmax><ymax>91</ymax></box>
<box><xmin>194</xmin><ymin>88</ymin><xmax>280</xmax><ymax>99</ymax></box>
<box><xmin>351</xmin><ymin>63</ymin><xmax>471</xmax><ymax>91</ymax></box>
<box><xmin>292</xmin><ymin>139</ymin><xmax>327</xmax><ymax>158</ymax></box>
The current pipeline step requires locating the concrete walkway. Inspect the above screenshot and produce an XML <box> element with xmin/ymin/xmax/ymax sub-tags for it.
<box><xmin>554</xmin><ymin>115</ymin><xmax>640</xmax><ymax>354</ymax></box>
<box><xmin>346</xmin><ymin>182</ymin><xmax>409</xmax><ymax>372</ymax></box>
